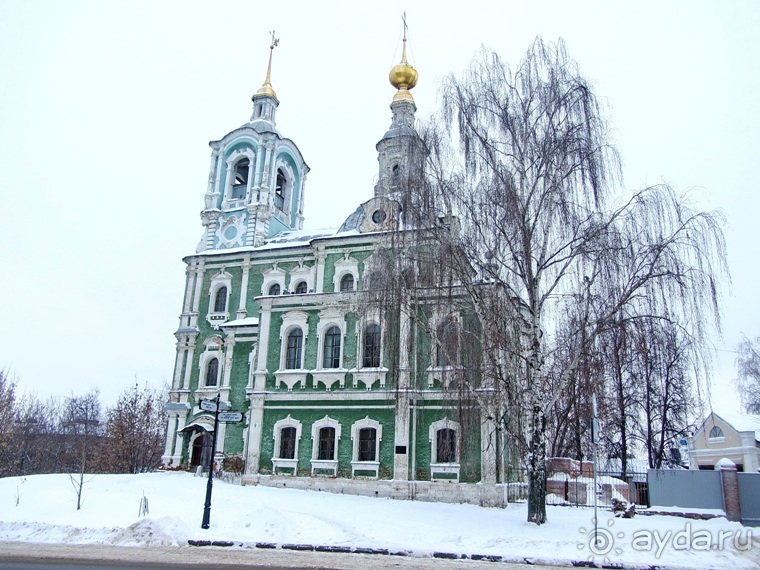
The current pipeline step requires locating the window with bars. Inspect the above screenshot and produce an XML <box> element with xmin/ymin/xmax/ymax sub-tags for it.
<box><xmin>323</xmin><ymin>326</ymin><xmax>341</xmax><ymax>368</ymax></box>
<box><xmin>213</xmin><ymin>286</ymin><xmax>227</xmax><ymax>312</ymax></box>
<box><xmin>363</xmin><ymin>324</ymin><xmax>381</xmax><ymax>368</ymax></box>
<box><xmin>317</xmin><ymin>426</ymin><xmax>336</xmax><ymax>460</ymax></box>
<box><xmin>294</xmin><ymin>281</ymin><xmax>307</xmax><ymax>294</ymax></box>
<box><xmin>436</xmin><ymin>428</ymin><xmax>457</xmax><ymax>463</ymax></box>
<box><xmin>358</xmin><ymin>427</ymin><xmax>377</xmax><ymax>461</ymax></box>
<box><xmin>279</xmin><ymin>426</ymin><xmax>296</xmax><ymax>459</ymax></box>
<box><xmin>268</xmin><ymin>283</ymin><xmax>281</xmax><ymax>296</ymax></box>
<box><xmin>286</xmin><ymin>329</ymin><xmax>303</xmax><ymax>369</ymax></box>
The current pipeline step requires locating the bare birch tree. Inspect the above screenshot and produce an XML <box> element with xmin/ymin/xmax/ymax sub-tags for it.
<box><xmin>420</xmin><ymin>39</ymin><xmax>727</xmax><ymax>524</ymax></box>
<box><xmin>736</xmin><ymin>336</ymin><xmax>760</xmax><ymax>414</ymax></box>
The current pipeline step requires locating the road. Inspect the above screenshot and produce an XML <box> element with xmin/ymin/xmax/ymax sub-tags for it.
<box><xmin>0</xmin><ymin>542</ymin><xmax>563</xmax><ymax>570</ymax></box>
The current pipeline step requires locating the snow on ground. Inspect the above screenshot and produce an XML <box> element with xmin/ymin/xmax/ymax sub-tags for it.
<box><xmin>0</xmin><ymin>472</ymin><xmax>757</xmax><ymax>569</ymax></box>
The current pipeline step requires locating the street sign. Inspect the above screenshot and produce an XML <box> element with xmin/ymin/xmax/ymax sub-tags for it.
<box><xmin>218</xmin><ymin>411</ymin><xmax>243</xmax><ymax>423</ymax></box>
<box><xmin>199</xmin><ymin>399</ymin><xmax>217</xmax><ymax>412</ymax></box>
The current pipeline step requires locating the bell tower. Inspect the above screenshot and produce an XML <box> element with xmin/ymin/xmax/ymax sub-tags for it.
<box><xmin>374</xmin><ymin>20</ymin><xmax>423</xmax><ymax>199</ymax></box>
<box><xmin>198</xmin><ymin>33</ymin><xmax>309</xmax><ymax>252</ymax></box>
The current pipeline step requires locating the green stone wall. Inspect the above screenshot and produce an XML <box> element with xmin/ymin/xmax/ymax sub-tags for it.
<box><xmin>259</xmin><ymin>403</ymin><xmax>396</xmax><ymax>478</ymax></box>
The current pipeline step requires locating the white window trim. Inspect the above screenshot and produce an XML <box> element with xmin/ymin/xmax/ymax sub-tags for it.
<box><xmin>197</xmin><ymin>336</ymin><xmax>224</xmax><ymax>395</ymax></box>
<box><xmin>272</xmin><ymin>415</ymin><xmax>302</xmax><ymax>475</ymax></box>
<box><xmin>274</xmin><ymin>311</ymin><xmax>309</xmax><ymax>390</ymax></box>
<box><xmin>288</xmin><ymin>262</ymin><xmax>314</xmax><ymax>294</ymax></box>
<box><xmin>261</xmin><ymin>265</ymin><xmax>286</xmax><ymax>296</ymax></box>
<box><xmin>350</xmin><ymin>417</ymin><xmax>382</xmax><ymax>478</ymax></box>
<box><xmin>311</xmin><ymin>309</ymin><xmax>347</xmax><ymax>390</ymax></box>
<box><xmin>350</xmin><ymin>314</ymin><xmax>388</xmax><ymax>389</ymax></box>
<box><xmin>273</xmin><ymin>160</ymin><xmax>296</xmax><ymax>217</ymax></box>
<box><xmin>426</xmin><ymin>310</ymin><xmax>465</xmax><ymax>388</ymax></box>
<box><xmin>206</xmin><ymin>271</ymin><xmax>232</xmax><ymax>329</ymax></box>
<box><xmin>310</xmin><ymin>416</ymin><xmax>342</xmax><ymax>476</ymax></box>
<box><xmin>429</xmin><ymin>418</ymin><xmax>461</xmax><ymax>482</ymax></box>
<box><xmin>332</xmin><ymin>255</ymin><xmax>358</xmax><ymax>292</ymax></box>
<box><xmin>223</xmin><ymin>148</ymin><xmax>256</xmax><ymax>206</ymax></box>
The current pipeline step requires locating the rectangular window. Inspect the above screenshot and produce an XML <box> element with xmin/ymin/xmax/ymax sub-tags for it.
<box><xmin>318</xmin><ymin>427</ymin><xmax>336</xmax><ymax>460</ymax></box>
<box><xmin>436</xmin><ymin>428</ymin><xmax>457</xmax><ymax>463</ymax></box>
<box><xmin>358</xmin><ymin>428</ymin><xmax>376</xmax><ymax>461</ymax></box>
<box><xmin>279</xmin><ymin>427</ymin><xmax>296</xmax><ymax>459</ymax></box>
<box><xmin>286</xmin><ymin>330</ymin><xmax>303</xmax><ymax>369</ymax></box>
<box><xmin>363</xmin><ymin>324</ymin><xmax>381</xmax><ymax>368</ymax></box>
<box><xmin>323</xmin><ymin>327</ymin><xmax>341</xmax><ymax>369</ymax></box>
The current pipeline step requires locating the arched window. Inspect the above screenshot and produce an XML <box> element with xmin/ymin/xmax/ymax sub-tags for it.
<box><xmin>205</xmin><ymin>358</ymin><xmax>219</xmax><ymax>387</ymax></box>
<box><xmin>294</xmin><ymin>281</ymin><xmax>307</xmax><ymax>294</ymax></box>
<box><xmin>363</xmin><ymin>324</ymin><xmax>381</xmax><ymax>368</ymax></box>
<box><xmin>279</xmin><ymin>426</ymin><xmax>297</xmax><ymax>459</ymax></box>
<box><xmin>323</xmin><ymin>326</ymin><xmax>341</xmax><ymax>368</ymax></box>
<box><xmin>436</xmin><ymin>319</ymin><xmax>460</xmax><ymax>367</ymax></box>
<box><xmin>318</xmin><ymin>426</ymin><xmax>336</xmax><ymax>460</ymax></box>
<box><xmin>268</xmin><ymin>283</ymin><xmax>281</xmax><ymax>296</ymax></box>
<box><xmin>358</xmin><ymin>427</ymin><xmax>377</xmax><ymax>461</ymax></box>
<box><xmin>709</xmin><ymin>426</ymin><xmax>724</xmax><ymax>439</ymax></box>
<box><xmin>275</xmin><ymin>169</ymin><xmax>286</xmax><ymax>210</ymax></box>
<box><xmin>436</xmin><ymin>428</ymin><xmax>457</xmax><ymax>463</ymax></box>
<box><xmin>232</xmin><ymin>158</ymin><xmax>249</xmax><ymax>200</ymax></box>
<box><xmin>286</xmin><ymin>329</ymin><xmax>303</xmax><ymax>370</ymax></box>
<box><xmin>339</xmin><ymin>273</ymin><xmax>354</xmax><ymax>292</ymax></box>
<box><xmin>213</xmin><ymin>286</ymin><xmax>227</xmax><ymax>313</ymax></box>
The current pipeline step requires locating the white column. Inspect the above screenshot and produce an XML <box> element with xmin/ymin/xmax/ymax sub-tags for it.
<box><xmin>162</xmin><ymin>413</ymin><xmax>177</xmax><ymax>465</ymax></box>
<box><xmin>245</xmin><ymin>159</ymin><xmax>255</xmax><ymax>201</ymax></box>
<box><xmin>172</xmin><ymin>415</ymin><xmax>186</xmax><ymax>465</ymax></box>
<box><xmin>245</xmin><ymin>300</ymin><xmax>272</xmax><ymax>474</ymax></box>
<box><xmin>172</xmin><ymin>343</ymin><xmax>186</xmax><ymax>390</ymax></box>
<box><xmin>191</xmin><ymin>261</ymin><xmax>205</xmax><ymax>315</ymax></box>
<box><xmin>182</xmin><ymin>340</ymin><xmax>195</xmax><ymax>390</ymax></box>
<box><xmin>315</xmin><ymin>249</ymin><xmax>326</xmax><ymax>293</ymax></box>
<box><xmin>237</xmin><ymin>260</ymin><xmax>250</xmax><ymax>319</ymax></box>
<box><xmin>182</xmin><ymin>266</ymin><xmax>196</xmax><ymax>315</ymax></box>
<box><xmin>222</xmin><ymin>336</ymin><xmax>235</xmax><ymax>388</ymax></box>
<box><xmin>393</xmin><ymin>307</ymin><xmax>412</xmax><ymax>480</ymax></box>
<box><xmin>480</xmin><ymin>411</ymin><xmax>497</xmax><ymax>484</ymax></box>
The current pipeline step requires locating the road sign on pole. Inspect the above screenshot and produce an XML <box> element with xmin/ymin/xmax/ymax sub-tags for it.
<box><xmin>199</xmin><ymin>399</ymin><xmax>217</xmax><ymax>413</ymax></box>
<box><xmin>218</xmin><ymin>412</ymin><xmax>243</xmax><ymax>423</ymax></box>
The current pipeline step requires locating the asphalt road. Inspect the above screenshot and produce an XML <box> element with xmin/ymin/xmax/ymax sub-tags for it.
<box><xmin>0</xmin><ymin>542</ymin><xmax>562</xmax><ymax>570</ymax></box>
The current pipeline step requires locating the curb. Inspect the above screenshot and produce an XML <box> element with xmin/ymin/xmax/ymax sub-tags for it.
<box><xmin>187</xmin><ymin>539</ymin><xmax>694</xmax><ymax>569</ymax></box>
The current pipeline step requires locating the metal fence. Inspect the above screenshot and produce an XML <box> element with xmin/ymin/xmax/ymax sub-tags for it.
<box><xmin>647</xmin><ymin>469</ymin><xmax>723</xmax><ymax>510</ymax></box>
<box><xmin>504</xmin><ymin>466</ymin><xmax>650</xmax><ymax>508</ymax></box>
<box><xmin>738</xmin><ymin>472</ymin><xmax>760</xmax><ymax>527</ymax></box>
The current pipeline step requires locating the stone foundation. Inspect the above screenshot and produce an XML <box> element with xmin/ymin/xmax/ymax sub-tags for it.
<box><xmin>241</xmin><ymin>474</ymin><xmax>512</xmax><ymax>508</ymax></box>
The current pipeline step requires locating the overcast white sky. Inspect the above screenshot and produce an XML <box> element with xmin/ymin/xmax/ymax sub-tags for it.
<box><xmin>1</xmin><ymin>1</ymin><xmax>758</xmax><ymax>415</ymax></box>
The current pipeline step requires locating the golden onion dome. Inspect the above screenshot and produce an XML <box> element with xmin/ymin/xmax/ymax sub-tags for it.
<box><xmin>389</xmin><ymin>61</ymin><xmax>418</xmax><ymax>91</ymax></box>
<box><xmin>389</xmin><ymin>26</ymin><xmax>418</xmax><ymax>105</ymax></box>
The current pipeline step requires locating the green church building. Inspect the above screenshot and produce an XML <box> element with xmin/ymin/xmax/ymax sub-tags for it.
<box><xmin>162</xmin><ymin>33</ymin><xmax>513</xmax><ymax>506</ymax></box>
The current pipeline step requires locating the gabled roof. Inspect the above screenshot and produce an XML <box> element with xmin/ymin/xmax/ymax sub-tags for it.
<box><xmin>697</xmin><ymin>411</ymin><xmax>760</xmax><ymax>441</ymax></box>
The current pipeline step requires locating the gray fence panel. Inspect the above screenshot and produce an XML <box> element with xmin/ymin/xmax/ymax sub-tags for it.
<box><xmin>647</xmin><ymin>469</ymin><xmax>723</xmax><ymax>510</ymax></box>
<box><xmin>738</xmin><ymin>472</ymin><xmax>760</xmax><ymax>527</ymax></box>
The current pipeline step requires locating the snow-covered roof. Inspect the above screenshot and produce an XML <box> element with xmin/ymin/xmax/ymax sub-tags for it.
<box><xmin>710</xmin><ymin>410</ymin><xmax>760</xmax><ymax>441</ymax></box>
<box><xmin>220</xmin><ymin>317</ymin><xmax>260</xmax><ymax>328</ymax></box>
<box><xmin>195</xmin><ymin>227</ymin><xmax>370</xmax><ymax>258</ymax></box>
